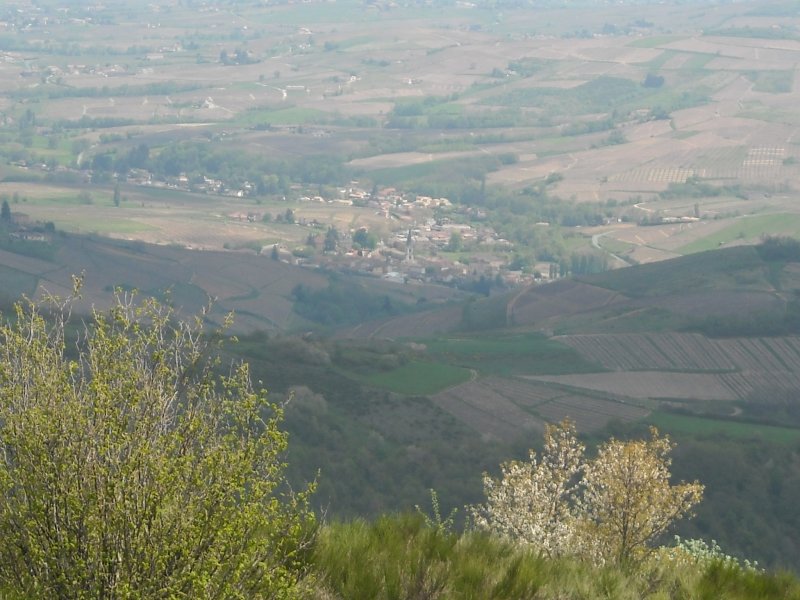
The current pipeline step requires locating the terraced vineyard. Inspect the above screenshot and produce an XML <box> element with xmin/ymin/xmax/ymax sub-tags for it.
<box><xmin>556</xmin><ymin>332</ymin><xmax>800</xmax><ymax>400</ymax></box>
<box><xmin>431</xmin><ymin>378</ymin><xmax>546</xmax><ymax>441</ymax></box>
<box><xmin>556</xmin><ymin>332</ymin><xmax>738</xmax><ymax>371</ymax></box>
<box><xmin>535</xmin><ymin>395</ymin><xmax>649</xmax><ymax>433</ymax></box>
<box><xmin>528</xmin><ymin>371</ymin><xmax>737</xmax><ymax>401</ymax></box>
<box><xmin>430</xmin><ymin>375</ymin><xmax>649</xmax><ymax>439</ymax></box>
<box><xmin>508</xmin><ymin>281</ymin><xmax>625</xmax><ymax>326</ymax></box>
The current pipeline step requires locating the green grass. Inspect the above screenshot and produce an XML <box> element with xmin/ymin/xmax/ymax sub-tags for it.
<box><xmin>650</xmin><ymin>411</ymin><xmax>800</xmax><ymax>444</ymax></box>
<box><xmin>234</xmin><ymin>106</ymin><xmax>328</xmax><ymax>127</ymax></box>
<box><xmin>417</xmin><ymin>141</ymin><xmax>478</xmax><ymax>153</ymax></box>
<box><xmin>367</xmin><ymin>161</ymin><xmax>444</xmax><ymax>183</ymax></box>
<box><xmin>54</xmin><ymin>217</ymin><xmax>156</xmax><ymax>234</ymax></box>
<box><xmin>481</xmin><ymin>73</ymin><xmax>708</xmax><ymax>122</ymax></box>
<box><xmin>636</xmin><ymin>85</ymin><xmax>710</xmax><ymax>114</ymax></box>
<box><xmin>641</xmin><ymin>49</ymin><xmax>679</xmax><ymax>70</ymax></box>
<box><xmin>0</xmin><ymin>193</ymin><xmax>68</xmax><ymax>207</ymax></box>
<box><xmin>367</xmin><ymin>154</ymin><xmax>500</xmax><ymax>187</ymax></box>
<box><xmin>422</xmin><ymin>332</ymin><xmax>603</xmax><ymax>376</ymax></box>
<box><xmin>309</xmin><ymin>514</ymin><xmax>800</xmax><ymax>599</ymax></box>
<box><xmin>682</xmin><ymin>53</ymin><xmax>716</xmax><ymax>71</ymax></box>
<box><xmin>334</xmin><ymin>35</ymin><xmax>376</xmax><ymax>50</ymax></box>
<box><xmin>628</xmin><ymin>36</ymin><xmax>687</xmax><ymax>48</ymax></box>
<box><xmin>597</xmin><ymin>237</ymin><xmax>636</xmax><ymax>255</ymax></box>
<box><xmin>744</xmin><ymin>70</ymin><xmax>793</xmax><ymax>94</ymax></box>
<box><xmin>426</xmin><ymin>102</ymin><xmax>463</xmax><ymax>116</ymax></box>
<box><xmin>22</xmin><ymin>135</ymin><xmax>75</xmax><ymax>163</ymax></box>
<box><xmin>483</xmin><ymin>76</ymin><xmax>642</xmax><ymax>115</ymax></box>
<box><xmin>124</xmin><ymin>186</ymin><xmax>210</xmax><ymax>204</ymax></box>
<box><xmin>678</xmin><ymin>214</ymin><xmax>800</xmax><ymax>254</ymax></box>
<box><xmin>358</xmin><ymin>361</ymin><xmax>472</xmax><ymax>395</ymax></box>
<box><xmin>640</xmin><ymin>50</ymin><xmax>714</xmax><ymax>72</ymax></box>
<box><xmin>12</xmin><ymin>191</ymin><xmax>108</xmax><ymax>207</ymax></box>
<box><xmin>582</xmin><ymin>245</ymin><xmax>769</xmax><ymax>298</ymax></box>
<box><xmin>251</xmin><ymin>2</ymin><xmax>451</xmax><ymax>26</ymax></box>
<box><xmin>736</xmin><ymin>105</ymin><xmax>800</xmax><ymax>126</ymax></box>
<box><xmin>703</xmin><ymin>26</ymin><xmax>800</xmax><ymax>41</ymax></box>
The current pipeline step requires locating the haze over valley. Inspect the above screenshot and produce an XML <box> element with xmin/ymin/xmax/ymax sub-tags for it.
<box><xmin>1</xmin><ymin>0</ymin><xmax>800</xmax><ymax>574</ymax></box>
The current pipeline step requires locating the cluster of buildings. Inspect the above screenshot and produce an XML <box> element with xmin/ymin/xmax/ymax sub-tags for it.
<box><xmin>6</xmin><ymin>153</ymin><xmax>530</xmax><ymax>288</ymax></box>
<box><xmin>262</xmin><ymin>185</ymin><xmax>527</xmax><ymax>288</ymax></box>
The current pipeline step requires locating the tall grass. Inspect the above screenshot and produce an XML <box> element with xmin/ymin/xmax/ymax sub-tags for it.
<box><xmin>306</xmin><ymin>514</ymin><xmax>800</xmax><ymax>599</ymax></box>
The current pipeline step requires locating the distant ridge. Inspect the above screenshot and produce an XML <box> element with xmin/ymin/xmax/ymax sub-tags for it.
<box><xmin>341</xmin><ymin>244</ymin><xmax>799</xmax><ymax>338</ymax></box>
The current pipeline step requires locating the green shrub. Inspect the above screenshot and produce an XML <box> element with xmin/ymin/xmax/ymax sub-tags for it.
<box><xmin>0</xmin><ymin>285</ymin><xmax>314</xmax><ymax>598</ymax></box>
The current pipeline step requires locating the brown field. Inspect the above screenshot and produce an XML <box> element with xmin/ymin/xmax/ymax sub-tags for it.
<box><xmin>527</xmin><ymin>372</ymin><xmax>738</xmax><ymax>401</ymax></box>
<box><xmin>0</xmin><ymin>248</ymin><xmax>57</xmax><ymax>276</ymax></box>
<box><xmin>556</xmin><ymin>333</ymin><xmax>738</xmax><ymax>371</ymax></box>
<box><xmin>508</xmin><ymin>280</ymin><xmax>626</xmax><ymax>326</ymax></box>
<box><xmin>9</xmin><ymin>179</ymin><xmax>406</xmax><ymax>254</ymax></box>
<box><xmin>431</xmin><ymin>378</ymin><xmax>545</xmax><ymax>441</ymax></box>
<box><xmin>431</xmin><ymin>375</ymin><xmax>649</xmax><ymax>436</ymax></box>
<box><xmin>535</xmin><ymin>395</ymin><xmax>650</xmax><ymax>432</ymax></box>
<box><xmin>477</xmin><ymin>376</ymin><xmax>564</xmax><ymax>407</ymax></box>
<box><xmin>0</xmin><ymin>234</ymin><xmax>331</xmax><ymax>332</ymax></box>
<box><xmin>635</xmin><ymin>291</ymin><xmax>783</xmax><ymax>318</ymax></box>
<box><xmin>483</xmin><ymin>375</ymin><xmax>650</xmax><ymax>431</ymax></box>
<box><xmin>554</xmin><ymin>333</ymin><xmax>800</xmax><ymax>401</ymax></box>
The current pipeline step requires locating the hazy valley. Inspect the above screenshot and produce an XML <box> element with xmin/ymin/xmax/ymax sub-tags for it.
<box><xmin>1</xmin><ymin>0</ymin><xmax>800</xmax><ymax>580</ymax></box>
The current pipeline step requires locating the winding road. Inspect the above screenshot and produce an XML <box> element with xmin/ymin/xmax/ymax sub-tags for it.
<box><xmin>592</xmin><ymin>232</ymin><xmax>631</xmax><ymax>268</ymax></box>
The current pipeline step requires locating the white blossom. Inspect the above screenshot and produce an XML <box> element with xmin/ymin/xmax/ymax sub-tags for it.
<box><xmin>472</xmin><ymin>422</ymin><xmax>704</xmax><ymax>565</ymax></box>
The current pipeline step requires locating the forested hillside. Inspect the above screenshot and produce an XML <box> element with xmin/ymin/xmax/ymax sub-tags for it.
<box><xmin>230</xmin><ymin>240</ymin><xmax>800</xmax><ymax>571</ymax></box>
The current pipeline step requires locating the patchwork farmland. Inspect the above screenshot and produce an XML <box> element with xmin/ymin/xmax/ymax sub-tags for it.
<box><xmin>555</xmin><ymin>332</ymin><xmax>800</xmax><ymax>401</ymax></box>
<box><xmin>430</xmin><ymin>375</ymin><xmax>648</xmax><ymax>438</ymax></box>
<box><xmin>419</xmin><ymin>330</ymin><xmax>800</xmax><ymax>439</ymax></box>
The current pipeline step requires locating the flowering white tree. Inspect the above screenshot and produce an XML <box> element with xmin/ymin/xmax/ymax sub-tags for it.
<box><xmin>473</xmin><ymin>421</ymin><xmax>703</xmax><ymax>565</ymax></box>
<box><xmin>471</xmin><ymin>420</ymin><xmax>584</xmax><ymax>558</ymax></box>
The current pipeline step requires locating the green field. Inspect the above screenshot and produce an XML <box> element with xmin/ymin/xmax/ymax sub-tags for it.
<box><xmin>367</xmin><ymin>155</ymin><xmax>500</xmax><ymax>188</ymax></box>
<box><xmin>359</xmin><ymin>361</ymin><xmax>472</xmax><ymax>395</ymax></box>
<box><xmin>235</xmin><ymin>107</ymin><xmax>329</xmax><ymax>127</ymax></box>
<box><xmin>737</xmin><ymin>105</ymin><xmax>800</xmax><ymax>126</ymax></box>
<box><xmin>54</xmin><ymin>217</ymin><xmax>157</xmax><ymax>234</ymax></box>
<box><xmin>682</xmin><ymin>53</ymin><xmax>716</xmax><ymax>71</ymax></box>
<box><xmin>423</xmin><ymin>332</ymin><xmax>603</xmax><ymax>376</ymax></box>
<box><xmin>744</xmin><ymin>70</ymin><xmax>793</xmax><ymax>94</ymax></box>
<box><xmin>250</xmin><ymin>3</ymin><xmax>448</xmax><ymax>26</ymax></box>
<box><xmin>583</xmin><ymin>245</ymin><xmax>769</xmax><ymax>297</ymax></box>
<box><xmin>642</xmin><ymin>49</ymin><xmax>679</xmax><ymax>70</ymax></box>
<box><xmin>628</xmin><ymin>36</ymin><xmax>687</xmax><ymax>49</ymax></box>
<box><xmin>597</xmin><ymin>236</ymin><xmax>636</xmax><ymax>255</ymax></box>
<box><xmin>678</xmin><ymin>214</ymin><xmax>800</xmax><ymax>254</ymax></box>
<box><xmin>650</xmin><ymin>411</ymin><xmax>800</xmax><ymax>444</ymax></box>
<box><xmin>483</xmin><ymin>76</ymin><xmax>642</xmax><ymax>115</ymax></box>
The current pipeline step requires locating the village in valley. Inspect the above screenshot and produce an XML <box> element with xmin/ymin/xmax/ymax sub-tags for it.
<box><xmin>251</xmin><ymin>184</ymin><xmax>528</xmax><ymax>288</ymax></box>
<box><xmin>1</xmin><ymin>152</ymin><xmax>536</xmax><ymax>290</ymax></box>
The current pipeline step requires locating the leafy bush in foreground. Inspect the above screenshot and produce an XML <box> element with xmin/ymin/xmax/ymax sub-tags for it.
<box><xmin>0</xmin><ymin>285</ymin><xmax>314</xmax><ymax>598</ymax></box>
